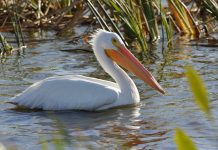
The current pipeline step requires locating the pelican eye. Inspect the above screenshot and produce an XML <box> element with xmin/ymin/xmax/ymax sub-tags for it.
<box><xmin>112</xmin><ymin>38</ymin><xmax>120</xmax><ymax>48</ymax></box>
<box><xmin>112</xmin><ymin>38</ymin><xmax>117</xmax><ymax>44</ymax></box>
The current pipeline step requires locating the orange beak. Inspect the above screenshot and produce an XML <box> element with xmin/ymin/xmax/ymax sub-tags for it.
<box><xmin>105</xmin><ymin>45</ymin><xmax>165</xmax><ymax>94</ymax></box>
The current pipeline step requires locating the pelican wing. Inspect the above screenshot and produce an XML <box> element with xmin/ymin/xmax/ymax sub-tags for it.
<box><xmin>10</xmin><ymin>75</ymin><xmax>119</xmax><ymax>110</ymax></box>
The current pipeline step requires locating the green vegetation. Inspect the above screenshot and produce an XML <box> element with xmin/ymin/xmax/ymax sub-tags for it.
<box><xmin>174</xmin><ymin>128</ymin><xmax>197</xmax><ymax>150</ymax></box>
<box><xmin>174</xmin><ymin>65</ymin><xmax>213</xmax><ymax>150</ymax></box>
<box><xmin>167</xmin><ymin>0</ymin><xmax>200</xmax><ymax>36</ymax></box>
<box><xmin>201</xmin><ymin>0</ymin><xmax>218</xmax><ymax>21</ymax></box>
<box><xmin>0</xmin><ymin>33</ymin><xmax>13</xmax><ymax>58</ymax></box>
<box><xmin>185</xmin><ymin>65</ymin><xmax>211</xmax><ymax>117</ymax></box>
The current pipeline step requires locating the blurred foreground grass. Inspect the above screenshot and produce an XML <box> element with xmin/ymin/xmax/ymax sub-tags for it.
<box><xmin>174</xmin><ymin>65</ymin><xmax>214</xmax><ymax>150</ymax></box>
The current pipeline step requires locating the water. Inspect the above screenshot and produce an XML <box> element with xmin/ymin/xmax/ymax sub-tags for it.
<box><xmin>0</xmin><ymin>30</ymin><xmax>217</xmax><ymax>150</ymax></box>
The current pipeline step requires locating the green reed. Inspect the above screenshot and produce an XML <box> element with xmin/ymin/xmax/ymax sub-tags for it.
<box><xmin>86</xmin><ymin>0</ymin><xmax>176</xmax><ymax>53</ymax></box>
<box><xmin>202</xmin><ymin>0</ymin><xmax>218</xmax><ymax>21</ymax></box>
<box><xmin>1</xmin><ymin>0</ymin><xmax>217</xmax><ymax>55</ymax></box>
<box><xmin>0</xmin><ymin>33</ymin><xmax>13</xmax><ymax>58</ymax></box>
<box><xmin>103</xmin><ymin>0</ymin><xmax>149</xmax><ymax>52</ymax></box>
<box><xmin>174</xmin><ymin>65</ymin><xmax>213</xmax><ymax>150</ymax></box>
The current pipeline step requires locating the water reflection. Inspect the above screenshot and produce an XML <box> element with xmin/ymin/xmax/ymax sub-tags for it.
<box><xmin>37</xmin><ymin>107</ymin><xmax>169</xmax><ymax>149</ymax></box>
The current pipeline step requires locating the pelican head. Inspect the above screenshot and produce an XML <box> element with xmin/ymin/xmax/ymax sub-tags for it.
<box><xmin>91</xmin><ymin>29</ymin><xmax>124</xmax><ymax>51</ymax></box>
<box><xmin>91</xmin><ymin>29</ymin><xmax>165</xmax><ymax>94</ymax></box>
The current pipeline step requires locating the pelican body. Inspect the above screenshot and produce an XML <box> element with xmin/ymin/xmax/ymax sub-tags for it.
<box><xmin>10</xmin><ymin>30</ymin><xmax>165</xmax><ymax>111</ymax></box>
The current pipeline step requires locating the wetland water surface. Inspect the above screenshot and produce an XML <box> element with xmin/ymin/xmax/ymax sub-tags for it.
<box><xmin>0</xmin><ymin>31</ymin><xmax>217</xmax><ymax>150</ymax></box>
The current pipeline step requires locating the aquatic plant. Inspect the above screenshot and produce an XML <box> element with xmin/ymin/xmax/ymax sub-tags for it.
<box><xmin>155</xmin><ymin>0</ymin><xmax>174</xmax><ymax>47</ymax></box>
<box><xmin>87</xmin><ymin>0</ymin><xmax>173</xmax><ymax>53</ymax></box>
<box><xmin>104</xmin><ymin>0</ymin><xmax>149</xmax><ymax>52</ymax></box>
<box><xmin>167</xmin><ymin>0</ymin><xmax>200</xmax><ymax>36</ymax></box>
<box><xmin>185</xmin><ymin>65</ymin><xmax>211</xmax><ymax>117</ymax></box>
<box><xmin>11</xmin><ymin>10</ymin><xmax>25</xmax><ymax>48</ymax></box>
<box><xmin>141</xmin><ymin>0</ymin><xmax>159</xmax><ymax>42</ymax></box>
<box><xmin>85</xmin><ymin>0</ymin><xmax>217</xmax><ymax>54</ymax></box>
<box><xmin>174</xmin><ymin>65</ymin><xmax>212</xmax><ymax>150</ymax></box>
<box><xmin>0</xmin><ymin>33</ymin><xmax>13</xmax><ymax>58</ymax></box>
<box><xmin>201</xmin><ymin>0</ymin><xmax>218</xmax><ymax>21</ymax></box>
<box><xmin>174</xmin><ymin>128</ymin><xmax>197</xmax><ymax>150</ymax></box>
<box><xmin>0</xmin><ymin>0</ymin><xmax>217</xmax><ymax>55</ymax></box>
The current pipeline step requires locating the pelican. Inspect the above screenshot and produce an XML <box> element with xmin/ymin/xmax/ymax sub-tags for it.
<box><xmin>9</xmin><ymin>30</ymin><xmax>165</xmax><ymax>111</ymax></box>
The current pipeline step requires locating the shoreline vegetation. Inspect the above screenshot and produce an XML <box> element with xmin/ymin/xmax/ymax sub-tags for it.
<box><xmin>0</xmin><ymin>0</ymin><xmax>217</xmax><ymax>58</ymax></box>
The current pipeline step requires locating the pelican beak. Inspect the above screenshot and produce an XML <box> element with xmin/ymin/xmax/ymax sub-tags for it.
<box><xmin>105</xmin><ymin>45</ymin><xmax>165</xmax><ymax>94</ymax></box>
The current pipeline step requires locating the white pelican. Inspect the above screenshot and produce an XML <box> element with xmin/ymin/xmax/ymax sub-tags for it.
<box><xmin>9</xmin><ymin>30</ymin><xmax>165</xmax><ymax>111</ymax></box>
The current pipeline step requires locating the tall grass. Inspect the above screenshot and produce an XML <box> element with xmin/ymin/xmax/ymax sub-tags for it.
<box><xmin>105</xmin><ymin>0</ymin><xmax>149</xmax><ymax>52</ymax></box>
<box><xmin>155</xmin><ymin>0</ymin><xmax>174</xmax><ymax>47</ymax></box>
<box><xmin>202</xmin><ymin>0</ymin><xmax>218</xmax><ymax>21</ymax></box>
<box><xmin>85</xmin><ymin>0</ymin><xmax>215</xmax><ymax>53</ymax></box>
<box><xmin>0</xmin><ymin>33</ymin><xmax>13</xmax><ymax>59</ymax></box>
<box><xmin>0</xmin><ymin>0</ymin><xmax>217</xmax><ymax>54</ymax></box>
<box><xmin>174</xmin><ymin>65</ymin><xmax>213</xmax><ymax>150</ymax></box>
<box><xmin>167</xmin><ymin>0</ymin><xmax>200</xmax><ymax>36</ymax></box>
<box><xmin>88</xmin><ymin>0</ymin><xmax>162</xmax><ymax>53</ymax></box>
<box><xmin>142</xmin><ymin>0</ymin><xmax>159</xmax><ymax>42</ymax></box>
<box><xmin>11</xmin><ymin>11</ymin><xmax>25</xmax><ymax>48</ymax></box>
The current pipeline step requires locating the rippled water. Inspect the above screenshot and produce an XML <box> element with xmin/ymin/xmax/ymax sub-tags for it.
<box><xmin>0</xmin><ymin>30</ymin><xmax>217</xmax><ymax>150</ymax></box>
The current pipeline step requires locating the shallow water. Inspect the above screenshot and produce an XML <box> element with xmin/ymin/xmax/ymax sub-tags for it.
<box><xmin>0</xmin><ymin>30</ymin><xmax>217</xmax><ymax>150</ymax></box>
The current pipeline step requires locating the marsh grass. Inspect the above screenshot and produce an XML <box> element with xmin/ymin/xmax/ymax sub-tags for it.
<box><xmin>85</xmin><ymin>0</ymin><xmax>217</xmax><ymax>54</ymax></box>
<box><xmin>142</xmin><ymin>0</ymin><xmax>159</xmax><ymax>42</ymax></box>
<box><xmin>0</xmin><ymin>19</ymin><xmax>26</xmax><ymax>60</ymax></box>
<box><xmin>174</xmin><ymin>65</ymin><xmax>215</xmax><ymax>150</ymax></box>
<box><xmin>201</xmin><ymin>0</ymin><xmax>218</xmax><ymax>21</ymax></box>
<box><xmin>174</xmin><ymin>128</ymin><xmax>198</xmax><ymax>150</ymax></box>
<box><xmin>11</xmin><ymin>11</ymin><xmax>25</xmax><ymax>48</ymax></box>
<box><xmin>167</xmin><ymin>0</ymin><xmax>200</xmax><ymax>36</ymax></box>
<box><xmin>0</xmin><ymin>32</ymin><xmax>13</xmax><ymax>58</ymax></box>
<box><xmin>0</xmin><ymin>0</ymin><xmax>217</xmax><ymax>55</ymax></box>
<box><xmin>105</xmin><ymin>0</ymin><xmax>148</xmax><ymax>52</ymax></box>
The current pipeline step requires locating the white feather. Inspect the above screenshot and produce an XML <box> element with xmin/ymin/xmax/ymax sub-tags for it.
<box><xmin>12</xmin><ymin>75</ymin><xmax>119</xmax><ymax>110</ymax></box>
<box><xmin>10</xmin><ymin>29</ymin><xmax>140</xmax><ymax>111</ymax></box>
